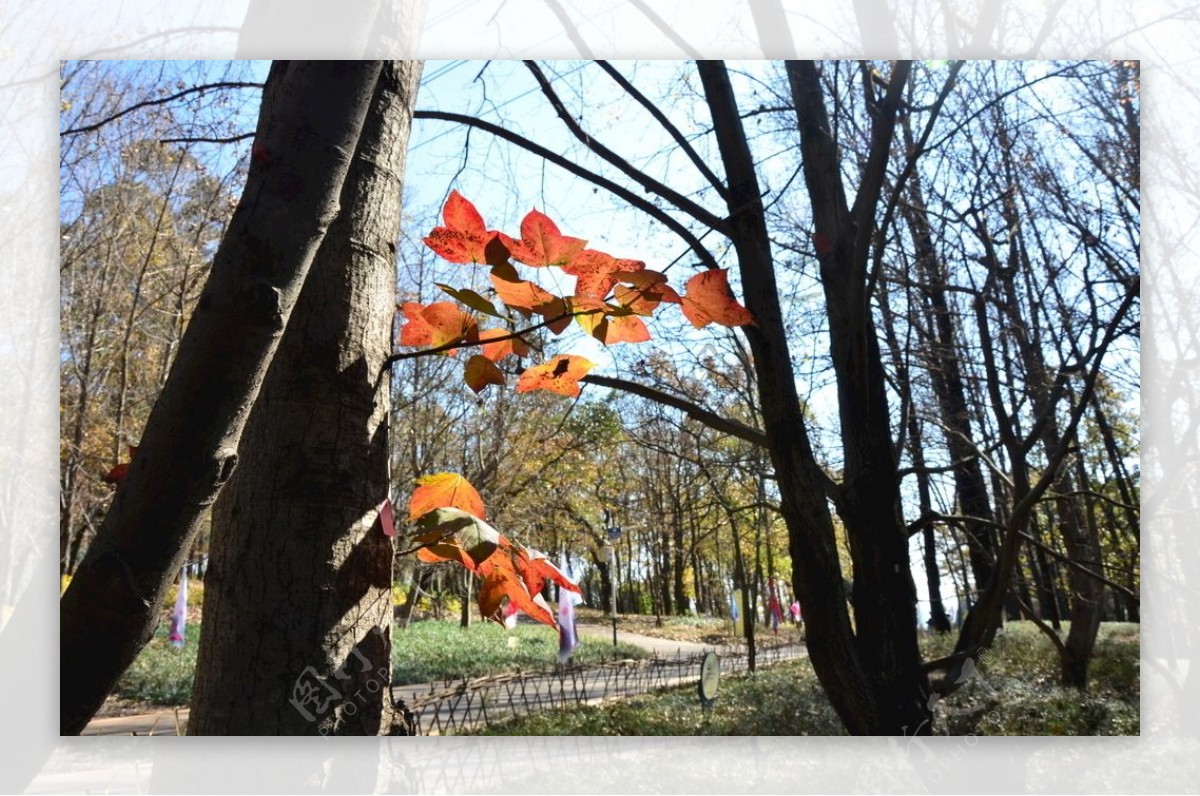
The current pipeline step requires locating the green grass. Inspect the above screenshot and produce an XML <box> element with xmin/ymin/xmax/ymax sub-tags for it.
<box><xmin>472</xmin><ymin>659</ymin><xmax>843</xmax><ymax>736</ymax></box>
<box><xmin>392</xmin><ymin>619</ymin><xmax>649</xmax><ymax>685</ymax></box>
<box><xmin>112</xmin><ymin>617</ymin><xmax>649</xmax><ymax>706</ymax></box>
<box><xmin>921</xmin><ymin>621</ymin><xmax>1140</xmax><ymax>736</ymax></box>
<box><xmin>115</xmin><ymin>623</ymin><xmax>201</xmax><ymax>705</ymax></box>
<box><xmin>473</xmin><ymin>621</ymin><xmax>1140</xmax><ymax>736</ymax></box>
<box><xmin>111</xmin><ymin>616</ymin><xmax>1139</xmax><ymax>736</ymax></box>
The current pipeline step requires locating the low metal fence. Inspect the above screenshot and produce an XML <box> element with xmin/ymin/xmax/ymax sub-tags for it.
<box><xmin>400</xmin><ymin>640</ymin><xmax>805</xmax><ymax>735</ymax></box>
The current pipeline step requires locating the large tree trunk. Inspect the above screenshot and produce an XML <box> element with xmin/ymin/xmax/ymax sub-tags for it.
<box><xmin>188</xmin><ymin>61</ymin><xmax>421</xmax><ymax>735</ymax></box>
<box><xmin>59</xmin><ymin>61</ymin><xmax>384</xmax><ymax>736</ymax></box>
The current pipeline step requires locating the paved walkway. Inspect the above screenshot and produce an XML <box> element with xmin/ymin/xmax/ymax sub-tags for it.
<box><xmin>574</xmin><ymin>623</ymin><xmax>715</xmax><ymax>656</ymax></box>
<box><xmin>82</xmin><ymin>629</ymin><xmax>800</xmax><ymax>735</ymax></box>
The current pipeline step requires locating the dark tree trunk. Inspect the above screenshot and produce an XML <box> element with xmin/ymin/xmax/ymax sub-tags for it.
<box><xmin>59</xmin><ymin>61</ymin><xmax>384</xmax><ymax>736</ymax></box>
<box><xmin>697</xmin><ymin>59</ymin><xmax>930</xmax><ymax>735</ymax></box>
<box><xmin>1028</xmin><ymin>517</ymin><xmax>1062</xmax><ymax>628</ymax></box>
<box><xmin>673</xmin><ymin>504</ymin><xmax>687</xmax><ymax>615</ymax></box>
<box><xmin>188</xmin><ymin>61</ymin><xmax>421</xmax><ymax>735</ymax></box>
<box><xmin>877</xmin><ymin>268</ymin><xmax>951</xmax><ymax>635</ymax></box>
<box><xmin>783</xmin><ymin>59</ymin><xmax>932</xmax><ymax>734</ymax></box>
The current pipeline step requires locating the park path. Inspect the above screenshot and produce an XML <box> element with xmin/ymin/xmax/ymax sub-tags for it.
<box><xmin>574</xmin><ymin>622</ymin><xmax>715</xmax><ymax>656</ymax></box>
<box><xmin>81</xmin><ymin>629</ymin><xmax>804</xmax><ymax>736</ymax></box>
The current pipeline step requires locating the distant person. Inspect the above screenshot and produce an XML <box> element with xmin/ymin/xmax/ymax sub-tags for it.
<box><xmin>789</xmin><ymin>600</ymin><xmax>802</xmax><ymax>625</ymax></box>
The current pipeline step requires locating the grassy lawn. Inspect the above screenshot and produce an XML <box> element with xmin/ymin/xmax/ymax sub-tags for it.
<box><xmin>470</xmin><ymin>621</ymin><xmax>1140</xmax><ymax>736</ymax></box>
<box><xmin>109</xmin><ymin>615</ymin><xmax>1138</xmax><ymax>736</ymax></box>
<box><xmin>111</xmin><ymin>617</ymin><xmax>649</xmax><ymax>707</ymax></box>
<box><xmin>391</xmin><ymin>619</ymin><xmax>648</xmax><ymax>685</ymax></box>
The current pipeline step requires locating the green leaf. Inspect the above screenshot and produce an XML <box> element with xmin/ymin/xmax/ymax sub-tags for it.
<box><xmin>436</xmin><ymin>283</ymin><xmax>505</xmax><ymax>319</ymax></box>
<box><xmin>414</xmin><ymin>507</ymin><xmax>502</xmax><ymax>567</ymax></box>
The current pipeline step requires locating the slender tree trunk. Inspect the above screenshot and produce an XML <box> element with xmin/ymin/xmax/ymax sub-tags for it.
<box><xmin>878</xmin><ymin>271</ymin><xmax>951</xmax><ymax>634</ymax></box>
<box><xmin>60</xmin><ymin>61</ymin><xmax>384</xmax><ymax>736</ymax></box>
<box><xmin>397</xmin><ymin>568</ymin><xmax>429</xmax><ymax>629</ymax></box>
<box><xmin>1028</xmin><ymin>514</ymin><xmax>1062</xmax><ymax>628</ymax></box>
<box><xmin>673</xmin><ymin>510</ymin><xmax>687</xmax><ymax>615</ymax></box>
<box><xmin>897</xmin><ymin>124</ymin><xmax>998</xmax><ymax>599</ymax></box>
<box><xmin>188</xmin><ymin>61</ymin><xmax>421</xmax><ymax>735</ymax></box>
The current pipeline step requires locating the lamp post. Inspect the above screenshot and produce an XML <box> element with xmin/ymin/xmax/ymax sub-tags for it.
<box><xmin>602</xmin><ymin>508</ymin><xmax>622</xmax><ymax>646</ymax></box>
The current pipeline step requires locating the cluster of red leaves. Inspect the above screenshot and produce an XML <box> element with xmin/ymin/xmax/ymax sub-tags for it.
<box><xmin>400</xmin><ymin>472</ymin><xmax>581</xmax><ymax>628</ymax></box>
<box><xmin>391</xmin><ymin>194</ymin><xmax>755</xmax><ymax>627</ymax></box>
<box><xmin>402</xmin><ymin>191</ymin><xmax>755</xmax><ymax>397</ymax></box>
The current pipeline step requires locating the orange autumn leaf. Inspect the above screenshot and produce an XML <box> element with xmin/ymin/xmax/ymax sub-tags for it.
<box><xmin>423</xmin><ymin>190</ymin><xmax>510</xmax><ymax>266</ymax></box>
<box><xmin>420</xmin><ymin>302</ymin><xmax>479</xmax><ymax>349</ymax></box>
<box><xmin>499</xmin><ymin>209</ymin><xmax>587</xmax><ymax>268</ymax></box>
<box><xmin>399</xmin><ymin>302</ymin><xmax>479</xmax><ymax>352</ymax></box>
<box><xmin>514</xmin><ymin>547</ymin><xmax>583</xmax><ymax>599</ymax></box>
<box><xmin>490</xmin><ymin>267</ymin><xmax>560</xmax><ymax>313</ymax></box>
<box><xmin>398</xmin><ymin>302</ymin><xmax>434</xmax><ymax>347</ymax></box>
<box><xmin>490</xmin><ymin>264</ymin><xmax>571</xmax><ymax>334</ymax></box>
<box><xmin>576</xmin><ymin>310</ymin><xmax>651</xmax><ymax>346</ymax></box>
<box><xmin>408</xmin><ymin>472</ymin><xmax>486</xmax><ymax>521</ymax></box>
<box><xmin>562</xmin><ymin>250</ymin><xmax>645</xmax><ymax>299</ymax></box>
<box><xmin>515</xmin><ymin>354</ymin><xmax>595</xmax><ymax>398</ymax></box>
<box><xmin>417</xmin><ymin>542</ymin><xmax>478</xmax><ymax>572</ymax></box>
<box><xmin>600</xmin><ymin>314</ymin><xmax>652</xmax><ymax>345</ymax></box>
<box><xmin>464</xmin><ymin>354</ymin><xmax>505</xmax><ymax>393</ymax></box>
<box><xmin>680</xmin><ymin>268</ymin><xmax>755</xmax><ymax>329</ymax></box>
<box><xmin>613</xmin><ymin>269</ymin><xmax>681</xmax><ymax>315</ymax></box>
<box><xmin>478</xmin><ymin>328</ymin><xmax>530</xmax><ymax>362</ymax></box>
<box><xmin>478</xmin><ymin>555</ymin><xmax>555</xmax><ymax>627</ymax></box>
<box><xmin>568</xmin><ymin>294</ymin><xmax>610</xmax><ymax>337</ymax></box>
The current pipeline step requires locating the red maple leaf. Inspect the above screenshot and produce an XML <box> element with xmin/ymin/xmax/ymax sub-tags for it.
<box><xmin>680</xmin><ymin>269</ymin><xmax>755</xmax><ymax>329</ymax></box>
<box><xmin>813</xmin><ymin>231</ymin><xmax>834</xmax><ymax>256</ymax></box>
<box><xmin>102</xmin><ymin>445</ymin><xmax>138</xmax><ymax>485</ymax></box>
<box><xmin>399</xmin><ymin>302</ymin><xmax>479</xmax><ymax>353</ymax></box>
<box><xmin>477</xmin><ymin>554</ymin><xmax>556</xmax><ymax>627</ymax></box>
<box><xmin>561</xmin><ymin>250</ymin><xmax>646</xmax><ymax>299</ymax></box>
<box><xmin>477</xmin><ymin>328</ymin><xmax>531</xmax><ymax>362</ymax></box>
<box><xmin>514</xmin><ymin>546</ymin><xmax>583</xmax><ymax>599</ymax></box>
<box><xmin>499</xmin><ymin>209</ymin><xmax>587</xmax><ymax>268</ymax></box>
<box><xmin>613</xmin><ymin>269</ymin><xmax>681</xmax><ymax>315</ymax></box>
<box><xmin>423</xmin><ymin>190</ymin><xmax>509</xmax><ymax>266</ymax></box>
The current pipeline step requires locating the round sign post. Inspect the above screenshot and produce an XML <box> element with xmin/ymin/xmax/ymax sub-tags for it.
<box><xmin>698</xmin><ymin>652</ymin><xmax>720</xmax><ymax>718</ymax></box>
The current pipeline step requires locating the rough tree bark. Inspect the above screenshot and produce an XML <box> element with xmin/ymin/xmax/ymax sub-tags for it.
<box><xmin>59</xmin><ymin>61</ymin><xmax>384</xmax><ymax>736</ymax></box>
<box><xmin>188</xmin><ymin>61</ymin><xmax>422</xmax><ymax>735</ymax></box>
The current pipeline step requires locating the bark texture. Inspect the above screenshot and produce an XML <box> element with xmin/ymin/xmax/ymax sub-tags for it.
<box><xmin>59</xmin><ymin>61</ymin><xmax>384</xmax><ymax>736</ymax></box>
<box><xmin>188</xmin><ymin>61</ymin><xmax>422</xmax><ymax>735</ymax></box>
